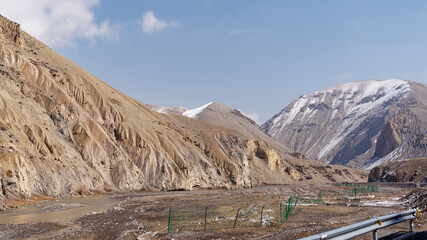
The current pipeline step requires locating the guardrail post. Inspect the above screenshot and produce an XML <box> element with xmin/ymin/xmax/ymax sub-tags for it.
<box><xmin>372</xmin><ymin>229</ymin><xmax>378</xmax><ymax>240</ymax></box>
<box><xmin>409</xmin><ymin>219</ymin><xmax>413</xmax><ymax>232</ymax></box>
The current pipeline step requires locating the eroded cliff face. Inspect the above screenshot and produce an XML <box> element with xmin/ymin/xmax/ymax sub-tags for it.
<box><xmin>0</xmin><ymin>15</ymin><xmax>367</xmax><ymax>203</ymax></box>
<box><xmin>365</xmin><ymin>83</ymin><xmax>427</xmax><ymax>168</ymax></box>
<box><xmin>0</xmin><ymin>16</ymin><xmax>22</xmax><ymax>47</ymax></box>
<box><xmin>373</xmin><ymin>122</ymin><xmax>401</xmax><ymax>159</ymax></box>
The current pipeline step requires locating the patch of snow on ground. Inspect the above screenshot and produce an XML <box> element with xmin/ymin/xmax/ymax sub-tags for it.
<box><xmin>183</xmin><ymin>102</ymin><xmax>213</xmax><ymax>118</ymax></box>
<box><xmin>137</xmin><ymin>231</ymin><xmax>157</xmax><ymax>240</ymax></box>
<box><xmin>360</xmin><ymin>197</ymin><xmax>402</xmax><ymax>207</ymax></box>
<box><xmin>297</xmin><ymin>203</ymin><xmax>317</xmax><ymax>206</ymax></box>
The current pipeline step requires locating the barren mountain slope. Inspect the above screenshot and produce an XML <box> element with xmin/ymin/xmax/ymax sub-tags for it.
<box><xmin>262</xmin><ymin>79</ymin><xmax>427</xmax><ymax>169</ymax></box>
<box><xmin>147</xmin><ymin>102</ymin><xmax>297</xmax><ymax>158</ymax></box>
<box><xmin>0</xmin><ymin>15</ymin><xmax>367</xmax><ymax>205</ymax></box>
<box><xmin>162</xmin><ymin>113</ymin><xmax>367</xmax><ymax>185</ymax></box>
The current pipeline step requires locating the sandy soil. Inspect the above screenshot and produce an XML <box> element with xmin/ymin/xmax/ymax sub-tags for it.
<box><xmin>0</xmin><ymin>183</ymin><xmax>425</xmax><ymax>240</ymax></box>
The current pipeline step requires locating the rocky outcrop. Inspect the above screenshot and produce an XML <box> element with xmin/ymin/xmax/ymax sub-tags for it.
<box><xmin>263</xmin><ymin>79</ymin><xmax>427</xmax><ymax>169</ymax></box>
<box><xmin>401</xmin><ymin>189</ymin><xmax>427</xmax><ymax>210</ymax></box>
<box><xmin>0</xmin><ymin>162</ymin><xmax>7</xmax><ymax>210</ymax></box>
<box><xmin>0</xmin><ymin>14</ymin><xmax>22</xmax><ymax>47</ymax></box>
<box><xmin>368</xmin><ymin>158</ymin><xmax>427</xmax><ymax>182</ymax></box>
<box><xmin>373</xmin><ymin>122</ymin><xmax>401</xmax><ymax>159</ymax></box>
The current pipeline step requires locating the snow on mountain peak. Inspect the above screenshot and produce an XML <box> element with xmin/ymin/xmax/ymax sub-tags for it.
<box><xmin>322</xmin><ymin>79</ymin><xmax>409</xmax><ymax>98</ymax></box>
<box><xmin>272</xmin><ymin>79</ymin><xmax>409</xmax><ymax>129</ymax></box>
<box><xmin>183</xmin><ymin>102</ymin><xmax>214</xmax><ymax>118</ymax></box>
<box><xmin>264</xmin><ymin>79</ymin><xmax>413</xmax><ymax>166</ymax></box>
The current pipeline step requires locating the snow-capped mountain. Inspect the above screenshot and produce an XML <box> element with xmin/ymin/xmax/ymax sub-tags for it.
<box><xmin>262</xmin><ymin>79</ymin><xmax>427</xmax><ymax>169</ymax></box>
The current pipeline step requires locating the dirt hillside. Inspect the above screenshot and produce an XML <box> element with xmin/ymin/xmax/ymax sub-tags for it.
<box><xmin>0</xmin><ymin>14</ymin><xmax>367</xmax><ymax>206</ymax></box>
<box><xmin>147</xmin><ymin>101</ymin><xmax>298</xmax><ymax>158</ymax></box>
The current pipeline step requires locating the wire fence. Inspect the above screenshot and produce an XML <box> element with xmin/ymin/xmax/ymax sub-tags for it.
<box><xmin>168</xmin><ymin>195</ymin><xmax>301</xmax><ymax>234</ymax></box>
<box><xmin>167</xmin><ymin>184</ymin><xmax>380</xmax><ymax>234</ymax></box>
<box><xmin>315</xmin><ymin>184</ymin><xmax>379</xmax><ymax>202</ymax></box>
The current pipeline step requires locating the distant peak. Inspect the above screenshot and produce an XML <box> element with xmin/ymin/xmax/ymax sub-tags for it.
<box><xmin>183</xmin><ymin>102</ymin><xmax>214</xmax><ymax>118</ymax></box>
<box><xmin>206</xmin><ymin>101</ymin><xmax>232</xmax><ymax>110</ymax></box>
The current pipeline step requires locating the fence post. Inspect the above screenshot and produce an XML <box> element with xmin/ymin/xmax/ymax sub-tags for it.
<box><xmin>259</xmin><ymin>206</ymin><xmax>264</xmax><ymax>227</ymax></box>
<box><xmin>168</xmin><ymin>208</ymin><xmax>172</xmax><ymax>234</ymax></box>
<box><xmin>204</xmin><ymin>206</ymin><xmax>208</xmax><ymax>232</ymax></box>
<box><xmin>317</xmin><ymin>191</ymin><xmax>323</xmax><ymax>202</ymax></box>
<box><xmin>354</xmin><ymin>187</ymin><xmax>357</xmax><ymax>197</ymax></box>
<box><xmin>285</xmin><ymin>196</ymin><xmax>291</xmax><ymax>222</ymax></box>
<box><xmin>233</xmin><ymin>208</ymin><xmax>240</xmax><ymax>229</ymax></box>
<box><xmin>280</xmin><ymin>202</ymin><xmax>283</xmax><ymax>224</ymax></box>
<box><xmin>285</xmin><ymin>205</ymin><xmax>289</xmax><ymax>222</ymax></box>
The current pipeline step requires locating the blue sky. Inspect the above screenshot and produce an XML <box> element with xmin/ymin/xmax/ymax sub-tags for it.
<box><xmin>2</xmin><ymin>1</ymin><xmax>427</xmax><ymax>123</ymax></box>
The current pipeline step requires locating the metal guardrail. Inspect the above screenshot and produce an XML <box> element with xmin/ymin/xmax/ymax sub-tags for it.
<box><xmin>299</xmin><ymin>209</ymin><xmax>419</xmax><ymax>240</ymax></box>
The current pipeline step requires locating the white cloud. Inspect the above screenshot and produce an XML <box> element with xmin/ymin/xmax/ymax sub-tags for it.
<box><xmin>238</xmin><ymin>109</ymin><xmax>261</xmax><ymax>125</ymax></box>
<box><xmin>0</xmin><ymin>0</ymin><xmax>117</xmax><ymax>48</ymax></box>
<box><xmin>229</xmin><ymin>29</ymin><xmax>253</xmax><ymax>35</ymax></box>
<box><xmin>139</xmin><ymin>11</ymin><xmax>179</xmax><ymax>34</ymax></box>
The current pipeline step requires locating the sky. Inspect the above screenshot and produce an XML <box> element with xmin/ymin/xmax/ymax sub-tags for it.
<box><xmin>1</xmin><ymin>0</ymin><xmax>427</xmax><ymax>124</ymax></box>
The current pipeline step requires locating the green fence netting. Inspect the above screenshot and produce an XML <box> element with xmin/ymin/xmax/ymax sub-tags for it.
<box><xmin>168</xmin><ymin>195</ymin><xmax>301</xmax><ymax>234</ymax></box>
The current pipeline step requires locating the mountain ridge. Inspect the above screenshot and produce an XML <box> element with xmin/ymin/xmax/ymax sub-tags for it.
<box><xmin>146</xmin><ymin>101</ymin><xmax>296</xmax><ymax>158</ymax></box>
<box><xmin>262</xmin><ymin>79</ymin><xmax>427</xmax><ymax>169</ymax></box>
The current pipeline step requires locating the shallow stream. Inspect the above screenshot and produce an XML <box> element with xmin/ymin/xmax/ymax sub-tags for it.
<box><xmin>0</xmin><ymin>195</ymin><xmax>119</xmax><ymax>225</ymax></box>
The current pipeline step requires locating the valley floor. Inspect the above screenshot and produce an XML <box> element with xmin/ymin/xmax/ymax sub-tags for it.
<box><xmin>0</xmin><ymin>183</ymin><xmax>426</xmax><ymax>240</ymax></box>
